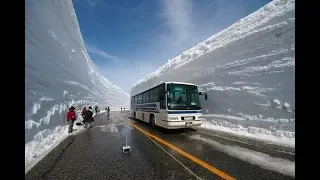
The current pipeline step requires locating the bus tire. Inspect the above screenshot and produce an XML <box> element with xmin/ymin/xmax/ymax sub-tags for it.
<box><xmin>150</xmin><ymin>114</ymin><xmax>155</xmax><ymax>128</ymax></box>
<box><xmin>133</xmin><ymin>112</ymin><xmax>136</xmax><ymax>120</ymax></box>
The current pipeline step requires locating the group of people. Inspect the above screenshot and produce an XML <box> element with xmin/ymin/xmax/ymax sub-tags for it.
<box><xmin>67</xmin><ymin>105</ymin><xmax>112</xmax><ymax>133</ymax></box>
<box><xmin>80</xmin><ymin>106</ymin><xmax>95</xmax><ymax>128</ymax></box>
<box><xmin>66</xmin><ymin>106</ymin><xmax>95</xmax><ymax>133</ymax></box>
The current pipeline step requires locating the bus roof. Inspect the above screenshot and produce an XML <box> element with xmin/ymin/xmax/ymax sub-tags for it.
<box><xmin>165</xmin><ymin>82</ymin><xmax>198</xmax><ymax>86</ymax></box>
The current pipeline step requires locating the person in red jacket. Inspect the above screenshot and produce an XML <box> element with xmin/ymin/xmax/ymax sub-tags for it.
<box><xmin>67</xmin><ymin>106</ymin><xmax>76</xmax><ymax>133</ymax></box>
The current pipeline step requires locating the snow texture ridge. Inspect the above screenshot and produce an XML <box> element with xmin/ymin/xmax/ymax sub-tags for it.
<box><xmin>132</xmin><ymin>0</ymin><xmax>295</xmax><ymax>146</ymax></box>
<box><xmin>189</xmin><ymin>134</ymin><xmax>295</xmax><ymax>177</ymax></box>
<box><xmin>25</xmin><ymin>0</ymin><xmax>129</xmax><ymax>169</ymax></box>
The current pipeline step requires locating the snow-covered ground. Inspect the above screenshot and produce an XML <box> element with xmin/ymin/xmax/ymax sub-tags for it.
<box><xmin>25</xmin><ymin>0</ymin><xmax>129</xmax><ymax>170</ymax></box>
<box><xmin>189</xmin><ymin>134</ymin><xmax>295</xmax><ymax>177</ymax></box>
<box><xmin>132</xmin><ymin>0</ymin><xmax>295</xmax><ymax>147</ymax></box>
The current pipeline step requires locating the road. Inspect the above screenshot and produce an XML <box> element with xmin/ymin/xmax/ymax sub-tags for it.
<box><xmin>26</xmin><ymin>111</ymin><xmax>295</xmax><ymax>180</ymax></box>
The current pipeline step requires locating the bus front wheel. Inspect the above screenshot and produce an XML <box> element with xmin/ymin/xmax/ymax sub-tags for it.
<box><xmin>133</xmin><ymin>112</ymin><xmax>136</xmax><ymax>120</ymax></box>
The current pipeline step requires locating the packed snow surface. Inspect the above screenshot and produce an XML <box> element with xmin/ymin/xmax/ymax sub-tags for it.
<box><xmin>25</xmin><ymin>0</ymin><xmax>129</xmax><ymax>170</ymax></box>
<box><xmin>190</xmin><ymin>134</ymin><xmax>295</xmax><ymax>177</ymax></box>
<box><xmin>132</xmin><ymin>0</ymin><xmax>295</xmax><ymax>146</ymax></box>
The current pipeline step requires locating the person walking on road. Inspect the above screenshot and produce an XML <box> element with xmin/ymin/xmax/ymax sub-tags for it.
<box><xmin>83</xmin><ymin>106</ymin><xmax>94</xmax><ymax>128</ymax></box>
<box><xmin>95</xmin><ymin>106</ymin><xmax>99</xmax><ymax>114</ymax></box>
<box><xmin>81</xmin><ymin>107</ymin><xmax>87</xmax><ymax>124</ymax></box>
<box><xmin>67</xmin><ymin>106</ymin><xmax>76</xmax><ymax>133</ymax></box>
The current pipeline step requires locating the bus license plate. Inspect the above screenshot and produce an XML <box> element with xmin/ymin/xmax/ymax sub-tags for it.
<box><xmin>184</xmin><ymin>116</ymin><xmax>193</xmax><ymax>120</ymax></box>
<box><xmin>186</xmin><ymin>122</ymin><xmax>192</xmax><ymax>127</ymax></box>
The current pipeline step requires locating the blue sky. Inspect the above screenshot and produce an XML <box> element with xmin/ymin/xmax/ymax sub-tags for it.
<box><xmin>73</xmin><ymin>0</ymin><xmax>271</xmax><ymax>93</ymax></box>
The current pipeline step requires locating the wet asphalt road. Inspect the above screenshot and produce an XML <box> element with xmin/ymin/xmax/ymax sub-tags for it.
<box><xmin>28</xmin><ymin>111</ymin><xmax>294</xmax><ymax>180</ymax></box>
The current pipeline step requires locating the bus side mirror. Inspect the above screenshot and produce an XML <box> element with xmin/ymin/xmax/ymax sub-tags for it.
<box><xmin>199</xmin><ymin>92</ymin><xmax>208</xmax><ymax>100</ymax></box>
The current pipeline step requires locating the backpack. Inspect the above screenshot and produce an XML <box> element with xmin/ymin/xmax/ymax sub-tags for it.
<box><xmin>84</xmin><ymin>110</ymin><xmax>94</xmax><ymax>122</ymax></box>
<box><xmin>83</xmin><ymin>111</ymin><xmax>89</xmax><ymax>120</ymax></box>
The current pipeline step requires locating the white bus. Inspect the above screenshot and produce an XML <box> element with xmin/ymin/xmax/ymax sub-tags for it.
<box><xmin>130</xmin><ymin>82</ymin><xmax>208</xmax><ymax>129</ymax></box>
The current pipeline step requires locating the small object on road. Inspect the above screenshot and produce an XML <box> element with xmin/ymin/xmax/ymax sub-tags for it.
<box><xmin>122</xmin><ymin>123</ymin><xmax>131</xmax><ymax>153</ymax></box>
<box><xmin>76</xmin><ymin>122</ymin><xmax>82</xmax><ymax>126</ymax></box>
<box><xmin>122</xmin><ymin>145</ymin><xmax>131</xmax><ymax>153</ymax></box>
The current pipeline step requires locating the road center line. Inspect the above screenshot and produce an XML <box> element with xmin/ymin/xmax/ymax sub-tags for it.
<box><xmin>129</xmin><ymin>122</ymin><xmax>236</xmax><ymax>180</ymax></box>
<box><xmin>141</xmin><ymin>129</ymin><xmax>203</xmax><ymax>180</ymax></box>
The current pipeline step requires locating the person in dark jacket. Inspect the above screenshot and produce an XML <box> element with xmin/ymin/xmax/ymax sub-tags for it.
<box><xmin>95</xmin><ymin>106</ymin><xmax>99</xmax><ymax>114</ymax></box>
<box><xmin>67</xmin><ymin>106</ymin><xmax>76</xmax><ymax>133</ymax></box>
<box><xmin>84</xmin><ymin>106</ymin><xmax>94</xmax><ymax>128</ymax></box>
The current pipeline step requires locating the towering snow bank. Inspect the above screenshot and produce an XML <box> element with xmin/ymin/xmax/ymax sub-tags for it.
<box><xmin>132</xmin><ymin>0</ymin><xmax>295</xmax><ymax>146</ymax></box>
<box><xmin>25</xmin><ymin>0</ymin><xmax>129</xmax><ymax>168</ymax></box>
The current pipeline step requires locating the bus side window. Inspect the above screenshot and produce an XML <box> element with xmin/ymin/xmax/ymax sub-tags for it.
<box><xmin>138</xmin><ymin>94</ymin><xmax>142</xmax><ymax>104</ymax></box>
<box><xmin>145</xmin><ymin>91</ymin><xmax>150</xmax><ymax>103</ymax></box>
<box><xmin>150</xmin><ymin>90</ymin><xmax>154</xmax><ymax>102</ymax></box>
<box><xmin>137</xmin><ymin>95</ymin><xmax>139</xmax><ymax>104</ymax></box>
<box><xmin>142</xmin><ymin>92</ymin><xmax>146</xmax><ymax>103</ymax></box>
<box><xmin>159</xmin><ymin>84</ymin><xmax>166</xmax><ymax>109</ymax></box>
<box><xmin>154</xmin><ymin>87</ymin><xmax>159</xmax><ymax>101</ymax></box>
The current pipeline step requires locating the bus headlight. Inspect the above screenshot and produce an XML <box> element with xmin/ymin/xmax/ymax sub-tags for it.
<box><xmin>168</xmin><ymin>117</ymin><xmax>179</xmax><ymax>120</ymax></box>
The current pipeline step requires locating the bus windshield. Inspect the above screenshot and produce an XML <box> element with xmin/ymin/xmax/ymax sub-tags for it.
<box><xmin>167</xmin><ymin>84</ymin><xmax>201</xmax><ymax>110</ymax></box>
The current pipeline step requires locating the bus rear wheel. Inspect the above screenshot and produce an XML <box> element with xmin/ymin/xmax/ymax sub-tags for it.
<box><xmin>150</xmin><ymin>115</ymin><xmax>155</xmax><ymax>128</ymax></box>
<box><xmin>133</xmin><ymin>112</ymin><xmax>136</xmax><ymax>120</ymax></box>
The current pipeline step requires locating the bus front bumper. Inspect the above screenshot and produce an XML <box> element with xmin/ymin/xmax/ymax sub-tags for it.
<box><xmin>160</xmin><ymin>120</ymin><xmax>203</xmax><ymax>129</ymax></box>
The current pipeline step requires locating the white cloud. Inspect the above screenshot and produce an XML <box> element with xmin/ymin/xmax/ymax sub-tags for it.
<box><xmin>86</xmin><ymin>0</ymin><xmax>96</xmax><ymax>8</ymax></box>
<box><xmin>162</xmin><ymin>0</ymin><xmax>193</xmax><ymax>42</ymax></box>
<box><xmin>97</xmin><ymin>60</ymin><xmax>161</xmax><ymax>93</ymax></box>
<box><xmin>86</xmin><ymin>44</ymin><xmax>121</xmax><ymax>63</ymax></box>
